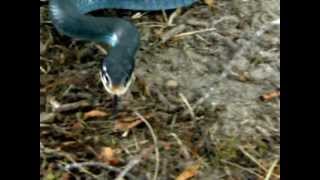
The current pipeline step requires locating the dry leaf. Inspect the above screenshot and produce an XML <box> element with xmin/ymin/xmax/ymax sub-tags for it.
<box><xmin>113</xmin><ymin>113</ymin><xmax>153</xmax><ymax>132</ymax></box>
<box><xmin>71</xmin><ymin>121</ymin><xmax>83</xmax><ymax>130</ymax></box>
<box><xmin>61</xmin><ymin>173</ymin><xmax>71</xmax><ymax>180</ymax></box>
<box><xmin>114</xmin><ymin>119</ymin><xmax>143</xmax><ymax>132</ymax></box>
<box><xmin>260</xmin><ymin>89</ymin><xmax>280</xmax><ymax>101</ymax></box>
<box><xmin>99</xmin><ymin>147</ymin><xmax>120</xmax><ymax>165</ymax></box>
<box><xmin>84</xmin><ymin>110</ymin><xmax>108</xmax><ymax>119</ymax></box>
<box><xmin>176</xmin><ymin>163</ymin><xmax>200</xmax><ymax>180</ymax></box>
<box><xmin>204</xmin><ymin>0</ymin><xmax>215</xmax><ymax>8</ymax></box>
<box><xmin>160</xmin><ymin>141</ymin><xmax>172</xmax><ymax>150</ymax></box>
<box><xmin>61</xmin><ymin>141</ymin><xmax>77</xmax><ymax>148</ymax></box>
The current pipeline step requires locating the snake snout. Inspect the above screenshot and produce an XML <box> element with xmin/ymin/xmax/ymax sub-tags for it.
<box><xmin>100</xmin><ymin>70</ymin><xmax>133</xmax><ymax>96</ymax></box>
<box><xmin>110</xmin><ymin>85</ymin><xmax>129</xmax><ymax>96</ymax></box>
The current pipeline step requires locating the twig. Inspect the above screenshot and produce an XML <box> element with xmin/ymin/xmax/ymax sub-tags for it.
<box><xmin>41</xmin><ymin>145</ymin><xmax>98</xmax><ymax>178</ymax></box>
<box><xmin>115</xmin><ymin>146</ymin><xmax>153</xmax><ymax>180</ymax></box>
<box><xmin>170</xmin><ymin>133</ymin><xmax>191</xmax><ymax>159</ymax></box>
<box><xmin>40</xmin><ymin>66</ymin><xmax>48</xmax><ymax>74</ymax></box>
<box><xmin>161</xmin><ymin>10</ymin><xmax>168</xmax><ymax>23</ymax></box>
<box><xmin>239</xmin><ymin>146</ymin><xmax>268</xmax><ymax>172</ymax></box>
<box><xmin>173</xmin><ymin>28</ymin><xmax>216</xmax><ymax>39</ymax></box>
<box><xmin>209</xmin><ymin>31</ymin><xmax>238</xmax><ymax>51</ymax></box>
<box><xmin>131</xmin><ymin>12</ymin><xmax>147</xmax><ymax>19</ymax></box>
<box><xmin>195</xmin><ymin>34</ymin><xmax>211</xmax><ymax>45</ymax></box>
<box><xmin>161</xmin><ymin>24</ymin><xmax>186</xmax><ymax>43</ymax></box>
<box><xmin>167</xmin><ymin>8</ymin><xmax>181</xmax><ymax>26</ymax></box>
<box><xmin>264</xmin><ymin>159</ymin><xmax>279</xmax><ymax>180</ymax></box>
<box><xmin>153</xmin><ymin>87</ymin><xmax>177</xmax><ymax>111</ymax></box>
<box><xmin>134</xmin><ymin>112</ymin><xmax>160</xmax><ymax>180</ymax></box>
<box><xmin>40</xmin><ymin>32</ymin><xmax>53</xmax><ymax>55</ymax></box>
<box><xmin>115</xmin><ymin>159</ymin><xmax>140</xmax><ymax>180</ymax></box>
<box><xmin>40</xmin><ymin>56</ymin><xmax>54</xmax><ymax>62</ymax></box>
<box><xmin>135</xmin><ymin>21</ymin><xmax>165</xmax><ymax>27</ymax></box>
<box><xmin>40</xmin><ymin>142</ymin><xmax>45</xmax><ymax>153</ymax></box>
<box><xmin>179</xmin><ymin>93</ymin><xmax>195</xmax><ymax>119</ymax></box>
<box><xmin>50</xmin><ymin>99</ymin><xmax>91</xmax><ymax>113</ymax></box>
<box><xmin>221</xmin><ymin>159</ymin><xmax>264</xmax><ymax>179</ymax></box>
<box><xmin>239</xmin><ymin>146</ymin><xmax>280</xmax><ymax>179</ymax></box>
<box><xmin>192</xmin><ymin>87</ymin><xmax>214</xmax><ymax>110</ymax></box>
<box><xmin>65</xmin><ymin>161</ymin><xmax>136</xmax><ymax>179</ymax></box>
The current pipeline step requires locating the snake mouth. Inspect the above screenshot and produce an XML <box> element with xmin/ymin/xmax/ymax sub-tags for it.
<box><xmin>109</xmin><ymin>85</ymin><xmax>129</xmax><ymax>96</ymax></box>
<box><xmin>100</xmin><ymin>71</ymin><xmax>133</xmax><ymax>96</ymax></box>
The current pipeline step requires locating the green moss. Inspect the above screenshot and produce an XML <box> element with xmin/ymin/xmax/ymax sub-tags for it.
<box><xmin>216</xmin><ymin>138</ymin><xmax>239</xmax><ymax>161</ymax></box>
<box><xmin>43</xmin><ymin>172</ymin><xmax>58</xmax><ymax>180</ymax></box>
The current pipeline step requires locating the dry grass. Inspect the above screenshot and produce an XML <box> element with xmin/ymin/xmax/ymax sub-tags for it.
<box><xmin>40</xmin><ymin>0</ymin><xmax>280</xmax><ymax>179</ymax></box>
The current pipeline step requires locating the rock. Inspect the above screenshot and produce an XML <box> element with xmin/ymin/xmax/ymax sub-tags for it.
<box><xmin>233</xmin><ymin>57</ymin><xmax>250</xmax><ymax>71</ymax></box>
<box><xmin>40</xmin><ymin>112</ymin><xmax>56</xmax><ymax>123</ymax></box>
<box><xmin>249</xmin><ymin>64</ymin><xmax>275</xmax><ymax>81</ymax></box>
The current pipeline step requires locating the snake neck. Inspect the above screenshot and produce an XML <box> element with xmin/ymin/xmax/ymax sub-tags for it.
<box><xmin>49</xmin><ymin>0</ymin><xmax>140</xmax><ymax>67</ymax></box>
<box><xmin>108</xmin><ymin>19</ymin><xmax>140</xmax><ymax>56</ymax></box>
<box><xmin>49</xmin><ymin>0</ymin><xmax>198</xmax><ymax>96</ymax></box>
<box><xmin>50</xmin><ymin>0</ymin><xmax>139</xmax><ymax>46</ymax></box>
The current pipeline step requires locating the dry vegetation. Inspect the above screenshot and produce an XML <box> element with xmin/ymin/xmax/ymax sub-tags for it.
<box><xmin>40</xmin><ymin>0</ymin><xmax>280</xmax><ymax>179</ymax></box>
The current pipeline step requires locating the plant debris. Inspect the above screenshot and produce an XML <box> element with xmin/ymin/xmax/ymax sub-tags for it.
<box><xmin>175</xmin><ymin>162</ymin><xmax>201</xmax><ymax>180</ymax></box>
<box><xmin>40</xmin><ymin>0</ymin><xmax>280</xmax><ymax>179</ymax></box>
<box><xmin>84</xmin><ymin>110</ymin><xmax>109</xmax><ymax>119</ymax></box>
<box><xmin>260</xmin><ymin>89</ymin><xmax>280</xmax><ymax>101</ymax></box>
<box><xmin>98</xmin><ymin>147</ymin><xmax>120</xmax><ymax>165</ymax></box>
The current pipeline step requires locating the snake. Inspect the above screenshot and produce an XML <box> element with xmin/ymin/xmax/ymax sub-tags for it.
<box><xmin>49</xmin><ymin>0</ymin><xmax>197</xmax><ymax>97</ymax></box>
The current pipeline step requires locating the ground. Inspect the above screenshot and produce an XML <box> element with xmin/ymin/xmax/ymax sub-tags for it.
<box><xmin>40</xmin><ymin>0</ymin><xmax>280</xmax><ymax>179</ymax></box>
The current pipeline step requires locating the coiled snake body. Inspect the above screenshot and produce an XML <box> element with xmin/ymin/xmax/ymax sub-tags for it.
<box><xmin>49</xmin><ymin>0</ymin><xmax>197</xmax><ymax>96</ymax></box>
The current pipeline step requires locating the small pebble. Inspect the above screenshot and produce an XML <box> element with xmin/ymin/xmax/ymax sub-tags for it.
<box><xmin>249</xmin><ymin>64</ymin><xmax>275</xmax><ymax>80</ymax></box>
<box><xmin>166</xmin><ymin>80</ymin><xmax>178</xmax><ymax>89</ymax></box>
<box><xmin>233</xmin><ymin>57</ymin><xmax>249</xmax><ymax>71</ymax></box>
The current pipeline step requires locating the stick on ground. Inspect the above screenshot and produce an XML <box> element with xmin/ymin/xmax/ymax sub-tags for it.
<box><xmin>135</xmin><ymin>112</ymin><xmax>160</xmax><ymax>180</ymax></box>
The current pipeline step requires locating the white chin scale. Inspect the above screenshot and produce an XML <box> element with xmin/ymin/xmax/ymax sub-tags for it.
<box><xmin>99</xmin><ymin>71</ymin><xmax>133</xmax><ymax>96</ymax></box>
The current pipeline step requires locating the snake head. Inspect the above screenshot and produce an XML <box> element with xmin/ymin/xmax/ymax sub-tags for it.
<box><xmin>100</xmin><ymin>54</ymin><xmax>134</xmax><ymax>96</ymax></box>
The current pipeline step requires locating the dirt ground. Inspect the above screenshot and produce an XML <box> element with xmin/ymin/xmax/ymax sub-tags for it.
<box><xmin>40</xmin><ymin>0</ymin><xmax>280</xmax><ymax>179</ymax></box>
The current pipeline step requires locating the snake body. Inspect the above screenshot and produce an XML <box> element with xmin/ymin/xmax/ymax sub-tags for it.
<box><xmin>49</xmin><ymin>0</ymin><xmax>197</xmax><ymax>95</ymax></box>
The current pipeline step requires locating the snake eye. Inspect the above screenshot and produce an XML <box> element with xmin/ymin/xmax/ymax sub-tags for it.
<box><xmin>102</xmin><ymin>66</ymin><xmax>107</xmax><ymax>76</ymax></box>
<box><xmin>101</xmin><ymin>66</ymin><xmax>110</xmax><ymax>82</ymax></box>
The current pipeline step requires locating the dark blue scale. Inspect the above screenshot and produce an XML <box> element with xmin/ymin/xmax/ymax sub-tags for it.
<box><xmin>49</xmin><ymin>0</ymin><xmax>197</xmax><ymax>95</ymax></box>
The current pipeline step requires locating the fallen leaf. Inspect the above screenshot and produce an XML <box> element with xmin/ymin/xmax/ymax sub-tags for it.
<box><xmin>176</xmin><ymin>163</ymin><xmax>201</xmax><ymax>180</ymax></box>
<box><xmin>204</xmin><ymin>0</ymin><xmax>215</xmax><ymax>8</ymax></box>
<box><xmin>99</xmin><ymin>147</ymin><xmax>120</xmax><ymax>165</ymax></box>
<box><xmin>113</xmin><ymin>113</ymin><xmax>153</xmax><ymax>132</ymax></box>
<box><xmin>71</xmin><ymin>121</ymin><xmax>83</xmax><ymax>130</ymax></box>
<box><xmin>114</xmin><ymin>119</ymin><xmax>143</xmax><ymax>132</ymax></box>
<box><xmin>260</xmin><ymin>89</ymin><xmax>280</xmax><ymax>101</ymax></box>
<box><xmin>61</xmin><ymin>173</ymin><xmax>71</xmax><ymax>180</ymax></box>
<box><xmin>84</xmin><ymin>110</ymin><xmax>109</xmax><ymax>119</ymax></box>
<box><xmin>160</xmin><ymin>141</ymin><xmax>172</xmax><ymax>150</ymax></box>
